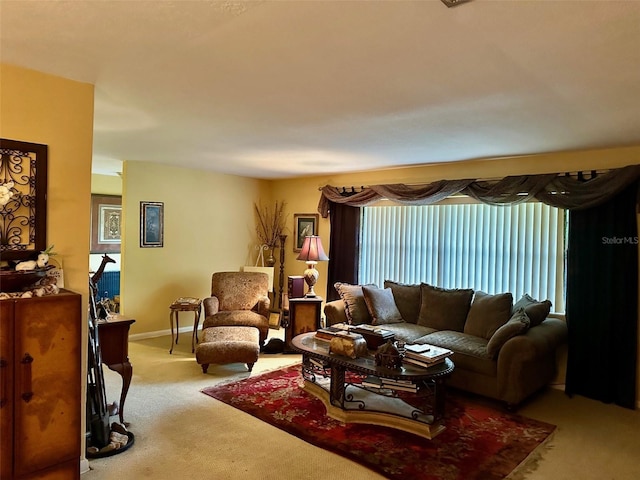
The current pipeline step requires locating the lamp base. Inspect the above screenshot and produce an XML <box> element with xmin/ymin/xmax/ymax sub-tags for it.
<box><xmin>303</xmin><ymin>263</ymin><xmax>319</xmax><ymax>298</ymax></box>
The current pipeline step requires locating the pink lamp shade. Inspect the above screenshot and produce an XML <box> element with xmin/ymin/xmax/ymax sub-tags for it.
<box><xmin>296</xmin><ymin>236</ymin><xmax>328</xmax><ymax>297</ymax></box>
<box><xmin>296</xmin><ymin>236</ymin><xmax>329</xmax><ymax>263</ymax></box>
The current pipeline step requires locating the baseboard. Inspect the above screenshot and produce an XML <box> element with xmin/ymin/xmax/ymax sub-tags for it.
<box><xmin>80</xmin><ymin>458</ymin><xmax>90</xmax><ymax>475</ymax></box>
<box><xmin>129</xmin><ymin>325</ymin><xmax>195</xmax><ymax>342</ymax></box>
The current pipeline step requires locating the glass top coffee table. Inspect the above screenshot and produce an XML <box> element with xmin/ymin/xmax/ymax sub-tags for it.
<box><xmin>291</xmin><ymin>332</ymin><xmax>454</xmax><ymax>439</ymax></box>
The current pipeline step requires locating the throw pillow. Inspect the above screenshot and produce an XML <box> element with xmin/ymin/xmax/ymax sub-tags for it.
<box><xmin>464</xmin><ymin>291</ymin><xmax>514</xmax><ymax>340</ymax></box>
<box><xmin>417</xmin><ymin>284</ymin><xmax>474</xmax><ymax>332</ymax></box>
<box><xmin>487</xmin><ymin>308</ymin><xmax>531</xmax><ymax>358</ymax></box>
<box><xmin>383</xmin><ymin>280</ymin><xmax>421</xmax><ymax>324</ymax></box>
<box><xmin>513</xmin><ymin>294</ymin><xmax>552</xmax><ymax>327</ymax></box>
<box><xmin>362</xmin><ymin>286</ymin><xmax>404</xmax><ymax>325</ymax></box>
<box><xmin>334</xmin><ymin>282</ymin><xmax>374</xmax><ymax>325</ymax></box>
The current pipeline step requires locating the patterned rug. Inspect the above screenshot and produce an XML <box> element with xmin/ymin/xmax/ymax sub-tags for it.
<box><xmin>201</xmin><ymin>365</ymin><xmax>555</xmax><ymax>480</ymax></box>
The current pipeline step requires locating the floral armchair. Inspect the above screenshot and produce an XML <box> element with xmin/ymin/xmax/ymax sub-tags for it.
<box><xmin>202</xmin><ymin>271</ymin><xmax>271</xmax><ymax>345</ymax></box>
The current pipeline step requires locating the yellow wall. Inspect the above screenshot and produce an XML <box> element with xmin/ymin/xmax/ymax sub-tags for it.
<box><xmin>1</xmin><ymin>63</ymin><xmax>94</xmax><ymax>465</ymax></box>
<box><xmin>120</xmin><ymin>161</ymin><xmax>268</xmax><ymax>335</ymax></box>
<box><xmin>91</xmin><ymin>173</ymin><xmax>122</xmax><ymax>196</ymax></box>
<box><xmin>272</xmin><ymin>145</ymin><xmax>640</xmax><ymax>301</ymax></box>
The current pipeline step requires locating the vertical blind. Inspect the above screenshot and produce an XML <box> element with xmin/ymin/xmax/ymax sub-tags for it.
<box><xmin>359</xmin><ymin>202</ymin><xmax>565</xmax><ymax>312</ymax></box>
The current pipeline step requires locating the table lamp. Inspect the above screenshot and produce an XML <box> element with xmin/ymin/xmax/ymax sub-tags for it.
<box><xmin>296</xmin><ymin>236</ymin><xmax>329</xmax><ymax>297</ymax></box>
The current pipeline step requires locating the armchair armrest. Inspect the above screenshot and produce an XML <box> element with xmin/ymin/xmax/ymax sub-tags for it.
<box><xmin>203</xmin><ymin>297</ymin><xmax>220</xmax><ymax>317</ymax></box>
<box><xmin>253</xmin><ymin>295</ymin><xmax>271</xmax><ymax>319</ymax></box>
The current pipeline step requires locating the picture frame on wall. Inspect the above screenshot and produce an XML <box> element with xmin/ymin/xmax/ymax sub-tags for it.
<box><xmin>140</xmin><ymin>201</ymin><xmax>164</xmax><ymax>248</ymax></box>
<box><xmin>293</xmin><ymin>213</ymin><xmax>319</xmax><ymax>252</ymax></box>
<box><xmin>90</xmin><ymin>194</ymin><xmax>122</xmax><ymax>253</ymax></box>
<box><xmin>0</xmin><ymin>138</ymin><xmax>48</xmax><ymax>261</ymax></box>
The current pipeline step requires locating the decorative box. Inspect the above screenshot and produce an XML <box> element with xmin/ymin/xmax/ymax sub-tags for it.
<box><xmin>329</xmin><ymin>332</ymin><xmax>368</xmax><ymax>359</ymax></box>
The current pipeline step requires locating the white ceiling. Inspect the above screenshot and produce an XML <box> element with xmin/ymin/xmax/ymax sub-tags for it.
<box><xmin>2</xmin><ymin>0</ymin><xmax>640</xmax><ymax>178</ymax></box>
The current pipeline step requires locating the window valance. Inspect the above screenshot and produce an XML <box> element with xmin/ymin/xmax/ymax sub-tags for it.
<box><xmin>318</xmin><ymin>164</ymin><xmax>640</xmax><ymax>217</ymax></box>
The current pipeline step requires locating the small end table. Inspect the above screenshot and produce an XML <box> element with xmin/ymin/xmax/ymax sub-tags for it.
<box><xmin>284</xmin><ymin>296</ymin><xmax>323</xmax><ymax>353</ymax></box>
<box><xmin>169</xmin><ymin>297</ymin><xmax>202</xmax><ymax>354</ymax></box>
<box><xmin>97</xmin><ymin>315</ymin><xmax>135</xmax><ymax>425</ymax></box>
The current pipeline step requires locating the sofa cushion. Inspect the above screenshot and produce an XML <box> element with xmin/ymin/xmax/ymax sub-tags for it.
<box><xmin>513</xmin><ymin>294</ymin><xmax>552</xmax><ymax>327</ymax></box>
<box><xmin>380</xmin><ymin>322</ymin><xmax>438</xmax><ymax>344</ymax></box>
<box><xmin>362</xmin><ymin>286</ymin><xmax>404</xmax><ymax>325</ymax></box>
<box><xmin>464</xmin><ymin>291</ymin><xmax>513</xmax><ymax>340</ymax></box>
<box><xmin>417</xmin><ymin>284</ymin><xmax>474</xmax><ymax>332</ymax></box>
<box><xmin>416</xmin><ymin>330</ymin><xmax>496</xmax><ymax>377</ymax></box>
<box><xmin>334</xmin><ymin>282</ymin><xmax>373</xmax><ymax>325</ymax></box>
<box><xmin>487</xmin><ymin>308</ymin><xmax>530</xmax><ymax>358</ymax></box>
<box><xmin>383</xmin><ymin>280</ymin><xmax>421</xmax><ymax>324</ymax></box>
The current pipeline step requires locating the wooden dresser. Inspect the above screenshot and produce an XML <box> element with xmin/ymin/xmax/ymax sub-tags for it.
<box><xmin>0</xmin><ymin>290</ymin><xmax>82</xmax><ymax>480</ymax></box>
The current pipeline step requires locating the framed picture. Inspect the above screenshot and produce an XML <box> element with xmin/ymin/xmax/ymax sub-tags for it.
<box><xmin>0</xmin><ymin>138</ymin><xmax>48</xmax><ymax>261</ymax></box>
<box><xmin>140</xmin><ymin>201</ymin><xmax>164</xmax><ymax>248</ymax></box>
<box><xmin>293</xmin><ymin>213</ymin><xmax>319</xmax><ymax>252</ymax></box>
<box><xmin>90</xmin><ymin>194</ymin><xmax>121</xmax><ymax>253</ymax></box>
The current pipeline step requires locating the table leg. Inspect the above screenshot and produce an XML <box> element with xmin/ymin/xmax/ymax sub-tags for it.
<box><xmin>329</xmin><ymin>364</ymin><xmax>346</xmax><ymax>408</ymax></box>
<box><xmin>107</xmin><ymin>362</ymin><xmax>133</xmax><ymax>425</ymax></box>
<box><xmin>169</xmin><ymin>310</ymin><xmax>176</xmax><ymax>354</ymax></box>
<box><xmin>191</xmin><ymin>309</ymin><xmax>201</xmax><ymax>353</ymax></box>
<box><xmin>433</xmin><ymin>377</ymin><xmax>447</xmax><ymax>422</ymax></box>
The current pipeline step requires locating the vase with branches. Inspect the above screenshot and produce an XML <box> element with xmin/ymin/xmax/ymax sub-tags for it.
<box><xmin>254</xmin><ymin>201</ymin><xmax>287</xmax><ymax>266</ymax></box>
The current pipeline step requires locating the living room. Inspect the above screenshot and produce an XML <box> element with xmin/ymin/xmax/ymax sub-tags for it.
<box><xmin>2</xmin><ymin>1</ymin><xmax>640</xmax><ymax>479</ymax></box>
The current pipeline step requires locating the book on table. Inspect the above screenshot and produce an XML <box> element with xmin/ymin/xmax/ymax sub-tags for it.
<box><xmin>361</xmin><ymin>375</ymin><xmax>418</xmax><ymax>393</ymax></box>
<box><xmin>402</xmin><ymin>356</ymin><xmax>446</xmax><ymax>369</ymax></box>
<box><xmin>350</xmin><ymin>325</ymin><xmax>395</xmax><ymax>349</ymax></box>
<box><xmin>309</xmin><ymin>357</ymin><xmax>329</xmax><ymax>369</ymax></box>
<box><xmin>403</xmin><ymin>343</ymin><xmax>453</xmax><ymax>363</ymax></box>
<box><xmin>315</xmin><ymin>326</ymin><xmax>348</xmax><ymax>341</ymax></box>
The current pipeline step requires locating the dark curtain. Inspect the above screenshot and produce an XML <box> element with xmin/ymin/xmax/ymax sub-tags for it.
<box><xmin>565</xmin><ymin>181</ymin><xmax>639</xmax><ymax>408</ymax></box>
<box><xmin>326</xmin><ymin>202</ymin><xmax>361</xmax><ymax>302</ymax></box>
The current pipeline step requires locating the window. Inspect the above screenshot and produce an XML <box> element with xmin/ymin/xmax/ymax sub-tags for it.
<box><xmin>359</xmin><ymin>201</ymin><xmax>565</xmax><ymax>312</ymax></box>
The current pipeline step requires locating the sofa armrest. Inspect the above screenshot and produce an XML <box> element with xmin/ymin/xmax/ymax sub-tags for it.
<box><xmin>497</xmin><ymin>317</ymin><xmax>568</xmax><ymax>405</ymax></box>
<box><xmin>203</xmin><ymin>296</ymin><xmax>219</xmax><ymax>317</ymax></box>
<box><xmin>324</xmin><ymin>299</ymin><xmax>348</xmax><ymax>325</ymax></box>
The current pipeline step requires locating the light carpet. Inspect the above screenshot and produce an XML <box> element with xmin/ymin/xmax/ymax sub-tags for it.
<box><xmin>202</xmin><ymin>365</ymin><xmax>556</xmax><ymax>480</ymax></box>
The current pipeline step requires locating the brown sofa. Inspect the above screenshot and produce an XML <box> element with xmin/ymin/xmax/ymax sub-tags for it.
<box><xmin>324</xmin><ymin>280</ymin><xmax>568</xmax><ymax>408</ymax></box>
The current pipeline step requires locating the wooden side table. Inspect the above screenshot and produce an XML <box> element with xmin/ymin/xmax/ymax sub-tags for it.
<box><xmin>284</xmin><ymin>296</ymin><xmax>323</xmax><ymax>353</ymax></box>
<box><xmin>169</xmin><ymin>297</ymin><xmax>202</xmax><ymax>354</ymax></box>
<box><xmin>97</xmin><ymin>315</ymin><xmax>135</xmax><ymax>425</ymax></box>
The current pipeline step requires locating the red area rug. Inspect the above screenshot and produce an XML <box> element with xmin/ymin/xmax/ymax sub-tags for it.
<box><xmin>201</xmin><ymin>365</ymin><xmax>555</xmax><ymax>480</ymax></box>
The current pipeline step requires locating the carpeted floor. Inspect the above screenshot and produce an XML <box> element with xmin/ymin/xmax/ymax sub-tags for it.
<box><xmin>202</xmin><ymin>365</ymin><xmax>556</xmax><ymax>480</ymax></box>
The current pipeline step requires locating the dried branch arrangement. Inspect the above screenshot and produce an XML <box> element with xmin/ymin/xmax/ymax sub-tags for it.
<box><xmin>254</xmin><ymin>201</ymin><xmax>287</xmax><ymax>247</ymax></box>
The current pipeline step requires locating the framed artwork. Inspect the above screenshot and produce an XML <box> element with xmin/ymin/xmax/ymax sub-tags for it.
<box><xmin>0</xmin><ymin>138</ymin><xmax>48</xmax><ymax>261</ymax></box>
<box><xmin>293</xmin><ymin>213</ymin><xmax>319</xmax><ymax>252</ymax></box>
<box><xmin>140</xmin><ymin>201</ymin><xmax>164</xmax><ymax>248</ymax></box>
<box><xmin>90</xmin><ymin>195</ymin><xmax>122</xmax><ymax>253</ymax></box>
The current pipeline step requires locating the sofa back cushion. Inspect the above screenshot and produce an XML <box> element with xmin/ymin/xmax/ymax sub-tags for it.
<box><xmin>464</xmin><ymin>291</ymin><xmax>514</xmax><ymax>339</ymax></box>
<box><xmin>383</xmin><ymin>280</ymin><xmax>421</xmax><ymax>324</ymax></box>
<box><xmin>513</xmin><ymin>294</ymin><xmax>552</xmax><ymax>327</ymax></box>
<box><xmin>334</xmin><ymin>282</ymin><xmax>374</xmax><ymax>325</ymax></box>
<box><xmin>362</xmin><ymin>286</ymin><xmax>404</xmax><ymax>325</ymax></box>
<box><xmin>417</xmin><ymin>284</ymin><xmax>474</xmax><ymax>332</ymax></box>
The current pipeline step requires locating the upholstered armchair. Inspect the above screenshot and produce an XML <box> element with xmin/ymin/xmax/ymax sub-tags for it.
<box><xmin>202</xmin><ymin>272</ymin><xmax>271</xmax><ymax>345</ymax></box>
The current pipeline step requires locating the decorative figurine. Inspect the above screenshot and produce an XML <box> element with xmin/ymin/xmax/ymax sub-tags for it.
<box><xmin>375</xmin><ymin>340</ymin><xmax>403</xmax><ymax>369</ymax></box>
